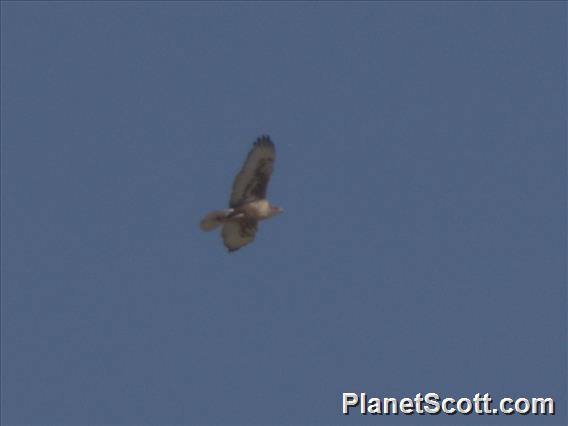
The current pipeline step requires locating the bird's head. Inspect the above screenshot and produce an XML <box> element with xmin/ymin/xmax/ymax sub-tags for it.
<box><xmin>270</xmin><ymin>205</ymin><xmax>284</xmax><ymax>216</ymax></box>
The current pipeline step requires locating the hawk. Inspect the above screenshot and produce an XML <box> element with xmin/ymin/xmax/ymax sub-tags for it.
<box><xmin>200</xmin><ymin>135</ymin><xmax>283</xmax><ymax>252</ymax></box>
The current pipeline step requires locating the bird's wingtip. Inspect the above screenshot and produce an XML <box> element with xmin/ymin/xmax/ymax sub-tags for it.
<box><xmin>255</xmin><ymin>135</ymin><xmax>273</xmax><ymax>147</ymax></box>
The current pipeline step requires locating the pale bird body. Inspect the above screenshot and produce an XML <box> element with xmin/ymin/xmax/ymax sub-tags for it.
<box><xmin>200</xmin><ymin>136</ymin><xmax>283</xmax><ymax>252</ymax></box>
<box><xmin>240</xmin><ymin>199</ymin><xmax>279</xmax><ymax>219</ymax></box>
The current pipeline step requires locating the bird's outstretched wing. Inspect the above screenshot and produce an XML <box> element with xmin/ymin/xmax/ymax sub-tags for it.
<box><xmin>221</xmin><ymin>219</ymin><xmax>257</xmax><ymax>252</ymax></box>
<box><xmin>229</xmin><ymin>136</ymin><xmax>275</xmax><ymax>208</ymax></box>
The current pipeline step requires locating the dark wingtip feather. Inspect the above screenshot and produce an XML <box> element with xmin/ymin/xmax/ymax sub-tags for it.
<box><xmin>254</xmin><ymin>135</ymin><xmax>274</xmax><ymax>148</ymax></box>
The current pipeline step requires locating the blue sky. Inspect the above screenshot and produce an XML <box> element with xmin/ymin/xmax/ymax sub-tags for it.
<box><xmin>1</xmin><ymin>2</ymin><xmax>566</xmax><ymax>425</ymax></box>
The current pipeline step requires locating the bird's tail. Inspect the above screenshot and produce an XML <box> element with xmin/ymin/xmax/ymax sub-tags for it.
<box><xmin>200</xmin><ymin>209</ymin><xmax>233</xmax><ymax>231</ymax></box>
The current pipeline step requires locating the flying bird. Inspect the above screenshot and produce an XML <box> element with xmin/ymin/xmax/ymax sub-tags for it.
<box><xmin>200</xmin><ymin>135</ymin><xmax>283</xmax><ymax>252</ymax></box>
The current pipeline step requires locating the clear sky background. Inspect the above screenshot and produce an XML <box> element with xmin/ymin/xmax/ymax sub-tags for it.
<box><xmin>1</xmin><ymin>2</ymin><xmax>566</xmax><ymax>425</ymax></box>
